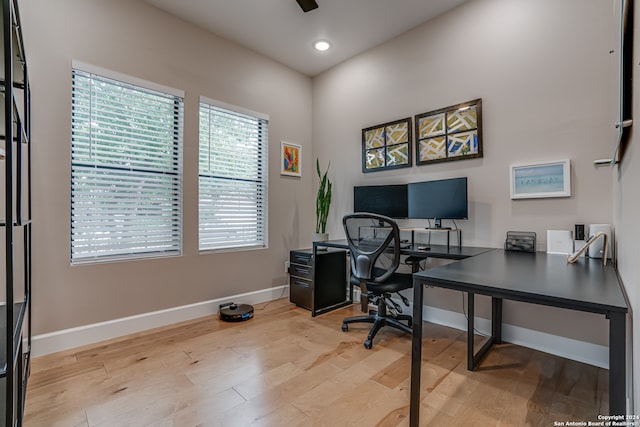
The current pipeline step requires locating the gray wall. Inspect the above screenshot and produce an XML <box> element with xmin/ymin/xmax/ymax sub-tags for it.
<box><xmin>20</xmin><ymin>0</ymin><xmax>315</xmax><ymax>333</ymax></box>
<box><xmin>312</xmin><ymin>0</ymin><xmax>616</xmax><ymax>347</ymax></box>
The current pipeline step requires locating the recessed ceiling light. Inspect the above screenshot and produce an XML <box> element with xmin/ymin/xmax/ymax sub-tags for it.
<box><xmin>314</xmin><ymin>40</ymin><xmax>331</xmax><ymax>52</ymax></box>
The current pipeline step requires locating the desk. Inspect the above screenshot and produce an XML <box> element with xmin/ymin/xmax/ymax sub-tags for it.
<box><xmin>313</xmin><ymin>239</ymin><xmax>492</xmax><ymax>260</ymax></box>
<box><xmin>311</xmin><ymin>240</ymin><xmax>494</xmax><ymax>315</ymax></box>
<box><xmin>409</xmin><ymin>250</ymin><xmax>629</xmax><ymax>425</ymax></box>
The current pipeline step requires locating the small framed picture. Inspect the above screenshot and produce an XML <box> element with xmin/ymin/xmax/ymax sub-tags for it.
<box><xmin>281</xmin><ymin>141</ymin><xmax>301</xmax><ymax>177</ymax></box>
<box><xmin>510</xmin><ymin>159</ymin><xmax>571</xmax><ymax>199</ymax></box>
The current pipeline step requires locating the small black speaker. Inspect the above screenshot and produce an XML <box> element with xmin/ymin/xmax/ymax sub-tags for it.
<box><xmin>575</xmin><ymin>224</ymin><xmax>585</xmax><ymax>241</ymax></box>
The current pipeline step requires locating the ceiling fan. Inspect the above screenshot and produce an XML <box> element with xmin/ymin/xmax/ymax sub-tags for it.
<box><xmin>296</xmin><ymin>0</ymin><xmax>318</xmax><ymax>13</ymax></box>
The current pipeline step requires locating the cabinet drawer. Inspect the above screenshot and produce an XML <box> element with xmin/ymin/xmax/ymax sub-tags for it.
<box><xmin>289</xmin><ymin>263</ymin><xmax>313</xmax><ymax>280</ymax></box>
<box><xmin>290</xmin><ymin>251</ymin><xmax>313</xmax><ymax>266</ymax></box>
<box><xmin>290</xmin><ymin>277</ymin><xmax>312</xmax><ymax>310</ymax></box>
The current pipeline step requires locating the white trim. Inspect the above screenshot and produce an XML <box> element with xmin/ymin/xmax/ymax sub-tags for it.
<box><xmin>33</xmin><ymin>286</ymin><xmax>607</xmax><ymax>369</ymax></box>
<box><xmin>357</xmin><ymin>289</ymin><xmax>607</xmax><ymax>368</ymax></box>
<box><xmin>199</xmin><ymin>95</ymin><xmax>269</xmax><ymax>121</ymax></box>
<box><xmin>32</xmin><ymin>285</ymin><xmax>289</xmax><ymax>357</ymax></box>
<box><xmin>372</xmin><ymin>294</ymin><xmax>608</xmax><ymax>369</ymax></box>
<box><xmin>419</xmin><ymin>303</ymin><xmax>609</xmax><ymax>369</ymax></box>
<box><xmin>71</xmin><ymin>60</ymin><xmax>184</xmax><ymax>98</ymax></box>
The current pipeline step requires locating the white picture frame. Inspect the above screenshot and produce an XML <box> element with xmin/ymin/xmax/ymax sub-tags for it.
<box><xmin>281</xmin><ymin>141</ymin><xmax>302</xmax><ymax>177</ymax></box>
<box><xmin>510</xmin><ymin>159</ymin><xmax>571</xmax><ymax>199</ymax></box>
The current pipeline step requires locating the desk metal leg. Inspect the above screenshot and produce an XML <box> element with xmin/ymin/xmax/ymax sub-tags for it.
<box><xmin>608</xmin><ymin>311</ymin><xmax>626</xmax><ymax>415</ymax></box>
<box><xmin>409</xmin><ymin>282</ymin><xmax>424</xmax><ymax>427</ymax></box>
<box><xmin>492</xmin><ymin>297</ymin><xmax>502</xmax><ymax>344</ymax></box>
<box><xmin>467</xmin><ymin>292</ymin><xmax>475</xmax><ymax>370</ymax></box>
<box><xmin>467</xmin><ymin>293</ymin><xmax>500</xmax><ymax>370</ymax></box>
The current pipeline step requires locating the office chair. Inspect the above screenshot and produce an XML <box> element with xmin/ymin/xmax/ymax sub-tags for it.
<box><xmin>341</xmin><ymin>212</ymin><xmax>413</xmax><ymax>349</ymax></box>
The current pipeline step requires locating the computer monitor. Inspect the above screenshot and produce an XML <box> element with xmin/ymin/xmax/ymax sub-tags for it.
<box><xmin>407</xmin><ymin>177</ymin><xmax>468</xmax><ymax>224</ymax></box>
<box><xmin>353</xmin><ymin>184</ymin><xmax>408</xmax><ymax>219</ymax></box>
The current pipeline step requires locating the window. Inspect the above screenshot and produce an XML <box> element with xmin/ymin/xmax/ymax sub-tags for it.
<box><xmin>71</xmin><ymin>63</ymin><xmax>184</xmax><ymax>264</ymax></box>
<box><xmin>199</xmin><ymin>98</ymin><xmax>268</xmax><ymax>251</ymax></box>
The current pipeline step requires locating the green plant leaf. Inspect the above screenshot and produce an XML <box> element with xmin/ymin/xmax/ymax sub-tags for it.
<box><xmin>315</xmin><ymin>159</ymin><xmax>332</xmax><ymax>233</ymax></box>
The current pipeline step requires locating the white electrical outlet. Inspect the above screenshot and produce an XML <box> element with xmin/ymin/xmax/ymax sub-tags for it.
<box><xmin>284</xmin><ymin>260</ymin><xmax>290</xmax><ymax>273</ymax></box>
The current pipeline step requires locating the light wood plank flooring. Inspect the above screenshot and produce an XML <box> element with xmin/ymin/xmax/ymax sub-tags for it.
<box><xmin>25</xmin><ymin>298</ymin><xmax>607</xmax><ymax>426</ymax></box>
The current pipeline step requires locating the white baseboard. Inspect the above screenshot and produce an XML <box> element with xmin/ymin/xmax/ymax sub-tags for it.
<box><xmin>33</xmin><ymin>285</ymin><xmax>608</xmax><ymax>369</ymax></box>
<box><xmin>420</xmin><ymin>304</ymin><xmax>608</xmax><ymax>369</ymax></box>
<box><xmin>32</xmin><ymin>285</ymin><xmax>289</xmax><ymax>357</ymax></box>
<box><xmin>363</xmin><ymin>289</ymin><xmax>608</xmax><ymax>369</ymax></box>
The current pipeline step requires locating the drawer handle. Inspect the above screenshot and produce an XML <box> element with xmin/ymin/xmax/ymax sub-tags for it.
<box><xmin>293</xmin><ymin>255</ymin><xmax>311</xmax><ymax>263</ymax></box>
<box><xmin>294</xmin><ymin>281</ymin><xmax>310</xmax><ymax>288</ymax></box>
<box><xmin>293</xmin><ymin>267</ymin><xmax>310</xmax><ymax>275</ymax></box>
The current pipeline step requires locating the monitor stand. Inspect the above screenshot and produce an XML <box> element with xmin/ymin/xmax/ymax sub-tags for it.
<box><xmin>425</xmin><ymin>218</ymin><xmax>451</xmax><ymax>230</ymax></box>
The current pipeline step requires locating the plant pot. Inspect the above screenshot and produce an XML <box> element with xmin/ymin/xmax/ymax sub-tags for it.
<box><xmin>312</xmin><ymin>232</ymin><xmax>329</xmax><ymax>250</ymax></box>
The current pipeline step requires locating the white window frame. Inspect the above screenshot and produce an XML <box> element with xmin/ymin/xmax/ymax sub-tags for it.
<box><xmin>70</xmin><ymin>61</ymin><xmax>184</xmax><ymax>264</ymax></box>
<box><xmin>198</xmin><ymin>96</ymin><xmax>269</xmax><ymax>253</ymax></box>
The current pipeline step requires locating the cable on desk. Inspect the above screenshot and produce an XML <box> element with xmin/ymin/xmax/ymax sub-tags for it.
<box><xmin>461</xmin><ymin>292</ymin><xmax>489</xmax><ymax>338</ymax></box>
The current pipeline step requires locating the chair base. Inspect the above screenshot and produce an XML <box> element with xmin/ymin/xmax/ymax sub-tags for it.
<box><xmin>342</xmin><ymin>302</ymin><xmax>412</xmax><ymax>349</ymax></box>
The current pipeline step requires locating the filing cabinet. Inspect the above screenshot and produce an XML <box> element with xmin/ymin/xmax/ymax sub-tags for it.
<box><xmin>289</xmin><ymin>248</ymin><xmax>348</xmax><ymax>316</ymax></box>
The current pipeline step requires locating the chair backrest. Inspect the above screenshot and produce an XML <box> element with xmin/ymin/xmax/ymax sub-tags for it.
<box><xmin>342</xmin><ymin>212</ymin><xmax>401</xmax><ymax>283</ymax></box>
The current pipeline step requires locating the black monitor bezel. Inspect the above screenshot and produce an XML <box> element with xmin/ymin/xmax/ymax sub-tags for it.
<box><xmin>407</xmin><ymin>177</ymin><xmax>468</xmax><ymax>221</ymax></box>
<box><xmin>353</xmin><ymin>184</ymin><xmax>408</xmax><ymax>219</ymax></box>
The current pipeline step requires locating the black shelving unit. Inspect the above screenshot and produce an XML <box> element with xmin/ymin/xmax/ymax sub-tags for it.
<box><xmin>1</xmin><ymin>0</ymin><xmax>31</xmax><ymax>425</ymax></box>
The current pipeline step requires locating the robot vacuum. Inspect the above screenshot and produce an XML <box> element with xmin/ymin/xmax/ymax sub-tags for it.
<box><xmin>219</xmin><ymin>302</ymin><xmax>254</xmax><ymax>322</ymax></box>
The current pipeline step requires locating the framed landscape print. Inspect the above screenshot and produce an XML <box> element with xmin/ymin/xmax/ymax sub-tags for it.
<box><xmin>415</xmin><ymin>99</ymin><xmax>483</xmax><ymax>166</ymax></box>
<box><xmin>362</xmin><ymin>117</ymin><xmax>412</xmax><ymax>173</ymax></box>
<box><xmin>510</xmin><ymin>159</ymin><xmax>571</xmax><ymax>199</ymax></box>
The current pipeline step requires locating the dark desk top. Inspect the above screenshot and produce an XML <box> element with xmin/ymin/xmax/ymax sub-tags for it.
<box><xmin>414</xmin><ymin>249</ymin><xmax>628</xmax><ymax>315</ymax></box>
<box><xmin>314</xmin><ymin>239</ymin><xmax>494</xmax><ymax>260</ymax></box>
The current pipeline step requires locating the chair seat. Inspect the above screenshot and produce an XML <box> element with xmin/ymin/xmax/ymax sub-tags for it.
<box><xmin>350</xmin><ymin>270</ymin><xmax>413</xmax><ymax>294</ymax></box>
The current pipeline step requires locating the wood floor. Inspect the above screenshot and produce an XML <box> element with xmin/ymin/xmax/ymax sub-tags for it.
<box><xmin>24</xmin><ymin>298</ymin><xmax>608</xmax><ymax>426</ymax></box>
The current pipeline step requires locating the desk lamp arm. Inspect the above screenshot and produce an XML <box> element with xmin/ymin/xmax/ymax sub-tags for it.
<box><xmin>567</xmin><ymin>232</ymin><xmax>608</xmax><ymax>266</ymax></box>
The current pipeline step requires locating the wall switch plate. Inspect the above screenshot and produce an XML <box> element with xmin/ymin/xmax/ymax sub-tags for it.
<box><xmin>284</xmin><ymin>260</ymin><xmax>290</xmax><ymax>273</ymax></box>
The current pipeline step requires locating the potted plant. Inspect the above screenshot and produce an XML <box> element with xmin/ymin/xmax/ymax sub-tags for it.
<box><xmin>313</xmin><ymin>158</ymin><xmax>332</xmax><ymax>243</ymax></box>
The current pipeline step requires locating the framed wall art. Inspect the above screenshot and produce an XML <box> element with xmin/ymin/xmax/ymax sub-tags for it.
<box><xmin>510</xmin><ymin>159</ymin><xmax>571</xmax><ymax>199</ymax></box>
<box><xmin>362</xmin><ymin>117</ymin><xmax>412</xmax><ymax>173</ymax></box>
<box><xmin>281</xmin><ymin>141</ymin><xmax>301</xmax><ymax>177</ymax></box>
<box><xmin>415</xmin><ymin>99</ymin><xmax>483</xmax><ymax>166</ymax></box>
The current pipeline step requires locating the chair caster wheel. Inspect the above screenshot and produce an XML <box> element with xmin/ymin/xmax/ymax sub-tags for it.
<box><xmin>341</xmin><ymin>323</ymin><xmax>348</xmax><ymax>332</ymax></box>
<box><xmin>364</xmin><ymin>340</ymin><xmax>372</xmax><ymax>349</ymax></box>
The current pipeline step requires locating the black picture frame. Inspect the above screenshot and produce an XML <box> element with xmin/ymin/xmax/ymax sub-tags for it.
<box><xmin>361</xmin><ymin>117</ymin><xmax>412</xmax><ymax>173</ymax></box>
<box><xmin>415</xmin><ymin>99</ymin><xmax>483</xmax><ymax>166</ymax></box>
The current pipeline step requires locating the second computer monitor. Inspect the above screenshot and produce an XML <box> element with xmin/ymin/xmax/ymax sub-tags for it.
<box><xmin>407</xmin><ymin>177</ymin><xmax>468</xmax><ymax>222</ymax></box>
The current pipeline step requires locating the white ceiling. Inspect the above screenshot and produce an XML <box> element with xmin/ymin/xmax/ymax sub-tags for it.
<box><xmin>144</xmin><ymin>0</ymin><xmax>469</xmax><ymax>77</ymax></box>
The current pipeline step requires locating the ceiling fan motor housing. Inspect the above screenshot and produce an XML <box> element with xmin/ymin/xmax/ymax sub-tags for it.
<box><xmin>296</xmin><ymin>0</ymin><xmax>318</xmax><ymax>13</ymax></box>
